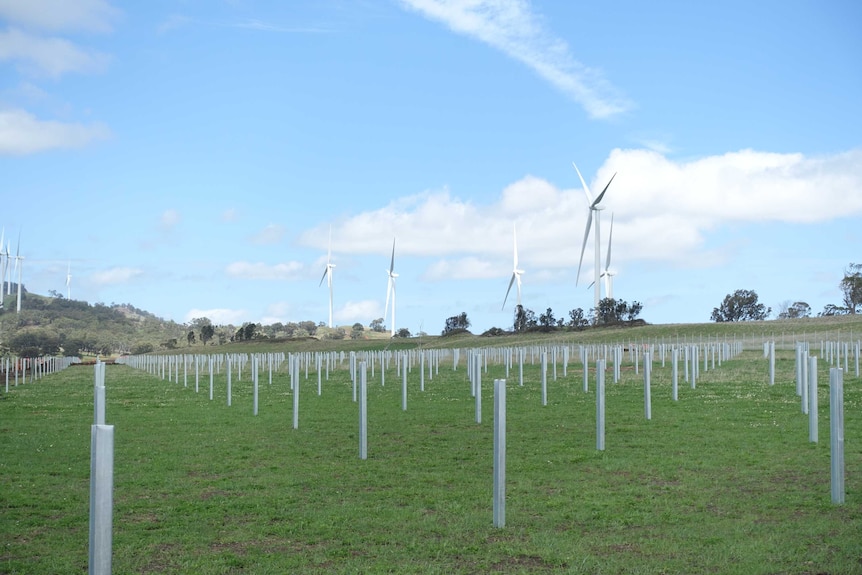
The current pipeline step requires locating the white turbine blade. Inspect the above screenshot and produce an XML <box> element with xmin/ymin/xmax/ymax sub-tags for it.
<box><xmin>502</xmin><ymin>273</ymin><xmax>516</xmax><ymax>310</ymax></box>
<box><xmin>605</xmin><ymin>213</ymin><xmax>614</xmax><ymax>271</ymax></box>
<box><xmin>389</xmin><ymin>237</ymin><xmax>396</xmax><ymax>274</ymax></box>
<box><xmin>593</xmin><ymin>173</ymin><xmax>617</xmax><ymax>207</ymax></box>
<box><xmin>575</xmin><ymin>209</ymin><xmax>593</xmax><ymax>286</ymax></box>
<box><xmin>572</xmin><ymin>162</ymin><xmax>594</xmax><ymax>204</ymax></box>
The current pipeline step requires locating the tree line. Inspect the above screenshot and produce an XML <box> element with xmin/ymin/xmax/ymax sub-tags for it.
<box><xmin>712</xmin><ymin>263</ymin><xmax>862</xmax><ymax>322</ymax></box>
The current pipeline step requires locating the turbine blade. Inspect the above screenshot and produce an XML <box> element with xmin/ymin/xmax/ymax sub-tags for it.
<box><xmin>575</xmin><ymin>209</ymin><xmax>593</xmax><ymax>286</ymax></box>
<box><xmin>502</xmin><ymin>273</ymin><xmax>516</xmax><ymax>310</ymax></box>
<box><xmin>572</xmin><ymin>162</ymin><xmax>594</xmax><ymax>204</ymax></box>
<box><xmin>389</xmin><ymin>237</ymin><xmax>396</xmax><ymax>274</ymax></box>
<box><xmin>593</xmin><ymin>173</ymin><xmax>617</xmax><ymax>207</ymax></box>
<box><xmin>319</xmin><ymin>267</ymin><xmax>328</xmax><ymax>287</ymax></box>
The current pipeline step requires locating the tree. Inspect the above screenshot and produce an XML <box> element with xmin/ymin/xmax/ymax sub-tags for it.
<box><xmin>370</xmin><ymin>318</ymin><xmax>386</xmax><ymax>332</ymax></box>
<box><xmin>513</xmin><ymin>305</ymin><xmax>528</xmax><ymax>332</ymax></box>
<box><xmin>187</xmin><ymin>330</ymin><xmax>196</xmax><ymax>346</ymax></box>
<box><xmin>538</xmin><ymin>307</ymin><xmax>556</xmax><ymax>329</ymax></box>
<box><xmin>711</xmin><ymin>289</ymin><xmax>770</xmax><ymax>322</ymax></box>
<box><xmin>298</xmin><ymin>320</ymin><xmax>318</xmax><ymax>336</ymax></box>
<box><xmin>350</xmin><ymin>323</ymin><xmax>365</xmax><ymax>340</ymax></box>
<box><xmin>243</xmin><ymin>322</ymin><xmax>257</xmax><ymax>341</ymax></box>
<box><xmin>200</xmin><ymin>323</ymin><xmax>215</xmax><ymax>345</ymax></box>
<box><xmin>778</xmin><ymin>301</ymin><xmax>811</xmax><ymax>319</ymax></box>
<box><xmin>840</xmin><ymin>263</ymin><xmax>862</xmax><ymax>314</ymax></box>
<box><xmin>395</xmin><ymin>327</ymin><xmax>411</xmax><ymax>338</ymax></box>
<box><xmin>819</xmin><ymin>304</ymin><xmax>848</xmax><ymax>317</ymax></box>
<box><xmin>567</xmin><ymin>308</ymin><xmax>588</xmax><ymax>330</ymax></box>
<box><xmin>592</xmin><ymin>298</ymin><xmax>644</xmax><ymax>325</ymax></box>
<box><xmin>442</xmin><ymin>312</ymin><xmax>470</xmax><ymax>336</ymax></box>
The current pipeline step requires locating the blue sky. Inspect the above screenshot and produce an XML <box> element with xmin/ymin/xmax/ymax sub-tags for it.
<box><xmin>1</xmin><ymin>0</ymin><xmax>861</xmax><ymax>334</ymax></box>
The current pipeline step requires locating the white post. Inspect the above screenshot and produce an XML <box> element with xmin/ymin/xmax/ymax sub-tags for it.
<box><xmin>644</xmin><ymin>351</ymin><xmax>652</xmax><ymax>420</ymax></box>
<box><xmin>830</xmin><ymin>368</ymin><xmax>845</xmax><ymax>504</ymax></box>
<box><xmin>359</xmin><ymin>361</ymin><xmax>367</xmax><ymax>460</ymax></box>
<box><xmin>671</xmin><ymin>348</ymin><xmax>678</xmax><ymax>401</ymax></box>
<box><xmin>801</xmin><ymin>347</ymin><xmax>809</xmax><ymax>415</ymax></box>
<box><xmin>596</xmin><ymin>358</ymin><xmax>605</xmax><ymax>451</ymax></box>
<box><xmin>227</xmin><ymin>356</ymin><xmax>232</xmax><ymax>407</ymax></box>
<box><xmin>809</xmin><ymin>356</ymin><xmax>818</xmax><ymax>443</ymax></box>
<box><xmin>402</xmin><ymin>353</ymin><xmax>408</xmax><ymax>412</ymax></box>
<box><xmin>475</xmin><ymin>355</ymin><xmax>482</xmax><ymax>424</ymax></box>
<box><xmin>94</xmin><ymin>363</ymin><xmax>106</xmax><ymax>425</ymax></box>
<box><xmin>293</xmin><ymin>358</ymin><xmax>299</xmax><ymax>430</ymax></box>
<box><xmin>253</xmin><ymin>356</ymin><xmax>259</xmax><ymax>416</ymax></box>
<box><xmin>88</xmin><ymin>424</ymin><xmax>114</xmax><ymax>575</ymax></box>
<box><xmin>541</xmin><ymin>352</ymin><xmax>548</xmax><ymax>406</ymax></box>
<box><xmin>493</xmin><ymin>379</ymin><xmax>506</xmax><ymax>528</ymax></box>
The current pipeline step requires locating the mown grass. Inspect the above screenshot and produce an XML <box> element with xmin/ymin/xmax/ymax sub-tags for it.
<box><xmin>1</xmin><ymin>345</ymin><xmax>860</xmax><ymax>574</ymax></box>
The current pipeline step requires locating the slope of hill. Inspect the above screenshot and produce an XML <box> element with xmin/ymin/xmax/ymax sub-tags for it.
<box><xmin>3</xmin><ymin>288</ymin><xmax>862</xmax><ymax>359</ymax></box>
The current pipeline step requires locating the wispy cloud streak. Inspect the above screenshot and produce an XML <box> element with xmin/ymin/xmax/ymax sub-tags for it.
<box><xmin>399</xmin><ymin>0</ymin><xmax>631</xmax><ymax>119</ymax></box>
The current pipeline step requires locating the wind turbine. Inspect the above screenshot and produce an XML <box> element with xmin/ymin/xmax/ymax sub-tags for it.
<box><xmin>318</xmin><ymin>226</ymin><xmax>335</xmax><ymax>328</ymax></box>
<box><xmin>66</xmin><ymin>260</ymin><xmax>72</xmax><ymax>300</ymax></box>
<box><xmin>502</xmin><ymin>224</ymin><xmax>524</xmax><ymax>310</ymax></box>
<box><xmin>574</xmin><ymin>162</ymin><xmax>616</xmax><ymax>313</ymax></box>
<box><xmin>5</xmin><ymin>239</ymin><xmax>11</xmax><ymax>296</ymax></box>
<box><xmin>589</xmin><ymin>213</ymin><xmax>616</xmax><ymax>299</ymax></box>
<box><xmin>14</xmin><ymin>233</ymin><xmax>23</xmax><ymax>314</ymax></box>
<box><xmin>384</xmin><ymin>238</ymin><xmax>398</xmax><ymax>337</ymax></box>
<box><xmin>0</xmin><ymin>228</ymin><xmax>5</xmax><ymax>308</ymax></box>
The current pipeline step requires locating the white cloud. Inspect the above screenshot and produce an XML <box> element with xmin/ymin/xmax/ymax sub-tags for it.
<box><xmin>398</xmin><ymin>0</ymin><xmax>631</xmax><ymax>119</ymax></box>
<box><xmin>221</xmin><ymin>208</ymin><xmax>239</xmax><ymax>222</ymax></box>
<box><xmin>302</xmin><ymin>147</ymin><xmax>862</xmax><ymax>278</ymax></box>
<box><xmin>334</xmin><ymin>300</ymin><xmax>382</xmax><ymax>324</ymax></box>
<box><xmin>226</xmin><ymin>261</ymin><xmax>305</xmax><ymax>280</ymax></box>
<box><xmin>91</xmin><ymin>267</ymin><xmax>143</xmax><ymax>286</ymax></box>
<box><xmin>0</xmin><ymin>28</ymin><xmax>110</xmax><ymax>77</ymax></box>
<box><xmin>423</xmin><ymin>256</ymin><xmax>499</xmax><ymax>281</ymax></box>
<box><xmin>184</xmin><ymin>308</ymin><xmax>248</xmax><ymax>326</ymax></box>
<box><xmin>249</xmin><ymin>223</ymin><xmax>285</xmax><ymax>245</ymax></box>
<box><xmin>0</xmin><ymin>0</ymin><xmax>119</xmax><ymax>33</ymax></box>
<box><xmin>0</xmin><ymin>108</ymin><xmax>110</xmax><ymax>154</ymax></box>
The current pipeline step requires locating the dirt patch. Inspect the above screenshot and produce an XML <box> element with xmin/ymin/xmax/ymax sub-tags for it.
<box><xmin>490</xmin><ymin>553</ymin><xmax>560</xmax><ymax>571</ymax></box>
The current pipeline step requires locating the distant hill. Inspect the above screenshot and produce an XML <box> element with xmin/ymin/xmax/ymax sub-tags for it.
<box><xmin>0</xmin><ymin>289</ymin><xmax>190</xmax><ymax>357</ymax></box>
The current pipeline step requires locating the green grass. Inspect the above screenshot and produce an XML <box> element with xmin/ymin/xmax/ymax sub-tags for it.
<box><xmin>2</xmin><ymin>345</ymin><xmax>861</xmax><ymax>574</ymax></box>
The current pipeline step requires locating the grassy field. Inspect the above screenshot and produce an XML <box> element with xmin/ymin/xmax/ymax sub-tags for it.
<box><xmin>2</xmin><ymin>337</ymin><xmax>861</xmax><ymax>574</ymax></box>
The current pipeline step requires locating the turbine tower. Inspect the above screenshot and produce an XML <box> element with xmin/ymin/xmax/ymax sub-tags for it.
<box><xmin>318</xmin><ymin>226</ymin><xmax>335</xmax><ymax>328</ymax></box>
<box><xmin>574</xmin><ymin>162</ymin><xmax>616</xmax><ymax>313</ymax></box>
<box><xmin>603</xmin><ymin>214</ymin><xmax>616</xmax><ymax>300</ymax></box>
<box><xmin>5</xmin><ymin>239</ymin><xmax>11</xmax><ymax>296</ymax></box>
<box><xmin>502</xmin><ymin>224</ymin><xmax>524</xmax><ymax>310</ymax></box>
<box><xmin>14</xmin><ymin>233</ymin><xmax>23</xmax><ymax>314</ymax></box>
<box><xmin>589</xmin><ymin>213</ymin><xmax>616</xmax><ymax>299</ymax></box>
<box><xmin>384</xmin><ymin>238</ymin><xmax>398</xmax><ymax>337</ymax></box>
<box><xmin>66</xmin><ymin>260</ymin><xmax>72</xmax><ymax>300</ymax></box>
<box><xmin>0</xmin><ymin>228</ymin><xmax>5</xmax><ymax>308</ymax></box>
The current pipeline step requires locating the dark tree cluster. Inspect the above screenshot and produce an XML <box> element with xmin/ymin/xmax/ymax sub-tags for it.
<box><xmin>711</xmin><ymin>289</ymin><xmax>770</xmax><ymax>322</ymax></box>
<box><xmin>442</xmin><ymin>312</ymin><xmax>471</xmax><ymax>336</ymax></box>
